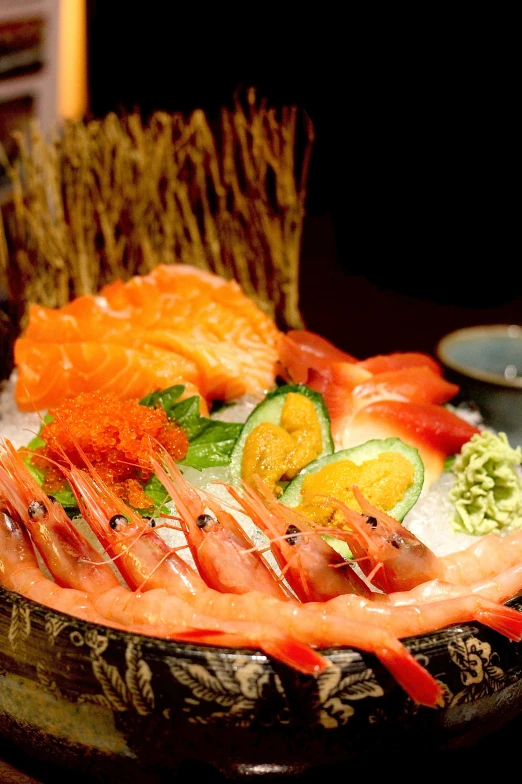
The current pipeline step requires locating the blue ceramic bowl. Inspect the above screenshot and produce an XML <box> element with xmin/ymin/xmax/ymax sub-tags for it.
<box><xmin>436</xmin><ymin>324</ymin><xmax>522</xmax><ymax>447</ymax></box>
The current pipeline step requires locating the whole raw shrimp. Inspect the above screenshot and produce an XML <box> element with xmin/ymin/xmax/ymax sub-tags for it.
<box><xmin>0</xmin><ymin>507</ymin><xmax>128</xmax><ymax>630</ymax></box>
<box><xmin>329</xmin><ymin>486</ymin><xmax>522</xmax><ymax>592</ymax></box>
<box><xmin>228</xmin><ymin>472</ymin><xmax>522</xmax><ymax>628</ymax></box>
<box><xmin>0</xmin><ymin>439</ymin><xmax>330</xmax><ymax>675</ymax></box>
<box><xmin>0</xmin><ymin>504</ymin><xmax>220</xmax><ymax>639</ymax></box>
<box><xmin>227</xmin><ymin>476</ymin><xmax>374</xmax><ymax>601</ymax></box>
<box><xmin>149</xmin><ymin>456</ymin><xmax>293</xmax><ymax>599</ymax></box>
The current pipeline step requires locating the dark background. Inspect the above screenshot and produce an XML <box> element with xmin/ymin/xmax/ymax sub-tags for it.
<box><xmin>86</xmin><ymin>4</ymin><xmax>520</xmax><ymax>358</ymax></box>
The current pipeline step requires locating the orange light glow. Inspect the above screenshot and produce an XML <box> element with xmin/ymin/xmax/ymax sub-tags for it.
<box><xmin>58</xmin><ymin>0</ymin><xmax>87</xmax><ymax>120</ymax></box>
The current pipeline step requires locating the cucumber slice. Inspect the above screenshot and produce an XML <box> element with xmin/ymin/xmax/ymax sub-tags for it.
<box><xmin>280</xmin><ymin>437</ymin><xmax>424</xmax><ymax>560</ymax></box>
<box><xmin>229</xmin><ymin>384</ymin><xmax>334</xmax><ymax>488</ymax></box>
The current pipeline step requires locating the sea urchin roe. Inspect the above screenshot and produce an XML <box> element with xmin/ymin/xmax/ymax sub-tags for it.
<box><xmin>241</xmin><ymin>392</ymin><xmax>323</xmax><ymax>495</ymax></box>
<box><xmin>33</xmin><ymin>391</ymin><xmax>189</xmax><ymax>509</ymax></box>
<box><xmin>296</xmin><ymin>452</ymin><xmax>415</xmax><ymax>530</ymax></box>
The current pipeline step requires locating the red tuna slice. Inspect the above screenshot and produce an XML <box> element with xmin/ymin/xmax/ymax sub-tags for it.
<box><xmin>352</xmin><ymin>366</ymin><xmax>460</xmax><ymax>410</ymax></box>
<box><xmin>357</xmin><ymin>351</ymin><xmax>443</xmax><ymax>375</ymax></box>
<box><xmin>340</xmin><ymin>400</ymin><xmax>480</xmax><ymax>490</ymax></box>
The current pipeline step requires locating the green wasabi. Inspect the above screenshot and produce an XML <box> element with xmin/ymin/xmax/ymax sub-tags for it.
<box><xmin>449</xmin><ymin>431</ymin><xmax>522</xmax><ymax>535</ymax></box>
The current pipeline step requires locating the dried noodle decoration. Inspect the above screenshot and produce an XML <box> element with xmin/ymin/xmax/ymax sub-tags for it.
<box><xmin>0</xmin><ymin>89</ymin><xmax>313</xmax><ymax>332</ymax></box>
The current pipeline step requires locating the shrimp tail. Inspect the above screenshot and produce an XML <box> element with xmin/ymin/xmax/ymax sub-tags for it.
<box><xmin>474</xmin><ymin>599</ymin><xmax>522</xmax><ymax>642</ymax></box>
<box><xmin>169</xmin><ymin>628</ymin><xmax>330</xmax><ymax>675</ymax></box>
<box><xmin>256</xmin><ymin>636</ymin><xmax>331</xmax><ymax>675</ymax></box>
<box><xmin>378</xmin><ymin>642</ymin><xmax>443</xmax><ymax>707</ymax></box>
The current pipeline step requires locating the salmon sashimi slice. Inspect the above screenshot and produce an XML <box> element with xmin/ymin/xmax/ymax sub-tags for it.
<box><xmin>14</xmin><ymin>264</ymin><xmax>282</xmax><ymax>412</ymax></box>
<box><xmin>23</xmin><ymin>301</ymin><xmax>143</xmax><ymax>345</ymax></box>
<box><xmin>142</xmin><ymin>329</ymin><xmax>275</xmax><ymax>401</ymax></box>
<box><xmin>14</xmin><ymin>340</ymin><xmax>202</xmax><ymax>412</ymax></box>
<box><xmin>101</xmin><ymin>265</ymin><xmax>280</xmax><ymax>345</ymax></box>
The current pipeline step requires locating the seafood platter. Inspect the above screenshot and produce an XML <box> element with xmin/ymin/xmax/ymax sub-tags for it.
<box><xmin>2</xmin><ymin>107</ymin><xmax>522</xmax><ymax>780</ymax></box>
<box><xmin>2</xmin><ymin>263</ymin><xmax>522</xmax><ymax>779</ymax></box>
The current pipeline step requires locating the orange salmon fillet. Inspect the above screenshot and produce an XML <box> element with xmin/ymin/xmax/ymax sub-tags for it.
<box><xmin>14</xmin><ymin>264</ymin><xmax>281</xmax><ymax>412</ymax></box>
<box><xmin>14</xmin><ymin>340</ymin><xmax>202</xmax><ymax>412</ymax></box>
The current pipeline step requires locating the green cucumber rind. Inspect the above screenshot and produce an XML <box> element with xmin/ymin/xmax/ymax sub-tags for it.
<box><xmin>279</xmin><ymin>437</ymin><xmax>424</xmax><ymax>522</ymax></box>
<box><xmin>229</xmin><ymin>384</ymin><xmax>334</xmax><ymax>485</ymax></box>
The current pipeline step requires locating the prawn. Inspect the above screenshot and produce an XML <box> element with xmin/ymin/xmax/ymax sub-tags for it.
<box><xmin>331</xmin><ymin>487</ymin><xmax>522</xmax><ymax>592</ymax></box>
<box><xmin>372</xmin><ymin>564</ymin><xmax>522</xmax><ymax>608</ymax></box>
<box><xmin>54</xmin><ymin>444</ymin><xmax>448</xmax><ymax>706</ymax></box>
<box><xmin>0</xmin><ymin>439</ymin><xmax>330</xmax><ymax>675</ymax></box>
<box><xmin>227</xmin><ymin>476</ymin><xmax>374</xmax><ymax>601</ymax></box>
<box><xmin>150</xmin><ymin>456</ymin><xmax>294</xmax><ymax>599</ymax></box>
<box><xmin>0</xmin><ymin>507</ymin><xmax>130</xmax><ymax>630</ymax></box>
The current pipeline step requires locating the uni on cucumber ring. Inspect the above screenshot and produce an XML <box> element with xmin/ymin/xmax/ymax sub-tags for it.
<box><xmin>280</xmin><ymin>437</ymin><xmax>424</xmax><ymax>560</ymax></box>
<box><xmin>229</xmin><ymin>384</ymin><xmax>334</xmax><ymax>495</ymax></box>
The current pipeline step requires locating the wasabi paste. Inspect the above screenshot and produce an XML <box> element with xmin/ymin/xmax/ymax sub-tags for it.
<box><xmin>449</xmin><ymin>431</ymin><xmax>522</xmax><ymax>535</ymax></box>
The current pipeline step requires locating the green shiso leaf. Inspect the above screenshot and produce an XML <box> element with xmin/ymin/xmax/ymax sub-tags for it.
<box><xmin>23</xmin><ymin>456</ymin><xmax>77</xmax><ymax>508</ymax></box>
<box><xmin>139</xmin><ymin>384</ymin><xmax>185</xmax><ymax>411</ymax></box>
<box><xmin>140</xmin><ymin>386</ymin><xmax>242</xmax><ymax>469</ymax></box>
<box><xmin>23</xmin><ymin>413</ymin><xmax>77</xmax><ymax>508</ymax></box>
<box><xmin>443</xmin><ymin>455</ymin><xmax>456</xmax><ymax>472</ymax></box>
<box><xmin>140</xmin><ymin>474</ymin><xmax>172</xmax><ymax>515</ymax></box>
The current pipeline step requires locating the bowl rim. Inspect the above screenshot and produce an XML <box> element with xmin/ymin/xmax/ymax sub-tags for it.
<box><xmin>435</xmin><ymin>324</ymin><xmax>522</xmax><ymax>389</ymax></box>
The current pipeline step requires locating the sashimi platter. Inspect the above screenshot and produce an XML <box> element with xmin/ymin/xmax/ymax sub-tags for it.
<box><xmin>2</xmin><ymin>262</ymin><xmax>522</xmax><ymax>778</ymax></box>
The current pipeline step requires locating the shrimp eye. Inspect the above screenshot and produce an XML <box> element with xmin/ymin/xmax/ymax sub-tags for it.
<box><xmin>109</xmin><ymin>514</ymin><xmax>128</xmax><ymax>530</ymax></box>
<box><xmin>387</xmin><ymin>533</ymin><xmax>404</xmax><ymax>549</ymax></box>
<box><xmin>286</xmin><ymin>524</ymin><xmax>301</xmax><ymax>546</ymax></box>
<box><xmin>365</xmin><ymin>516</ymin><xmax>378</xmax><ymax>529</ymax></box>
<box><xmin>28</xmin><ymin>500</ymin><xmax>48</xmax><ymax>520</ymax></box>
<box><xmin>142</xmin><ymin>515</ymin><xmax>156</xmax><ymax>527</ymax></box>
<box><xmin>196</xmin><ymin>513</ymin><xmax>214</xmax><ymax>529</ymax></box>
<box><xmin>47</xmin><ymin>495</ymin><xmax>57</xmax><ymax>504</ymax></box>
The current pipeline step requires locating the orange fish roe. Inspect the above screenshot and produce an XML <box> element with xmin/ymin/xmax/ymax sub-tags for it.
<box><xmin>33</xmin><ymin>391</ymin><xmax>189</xmax><ymax>509</ymax></box>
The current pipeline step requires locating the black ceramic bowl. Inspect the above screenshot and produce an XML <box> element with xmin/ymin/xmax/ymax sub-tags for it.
<box><xmin>2</xmin><ymin>582</ymin><xmax>522</xmax><ymax>781</ymax></box>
